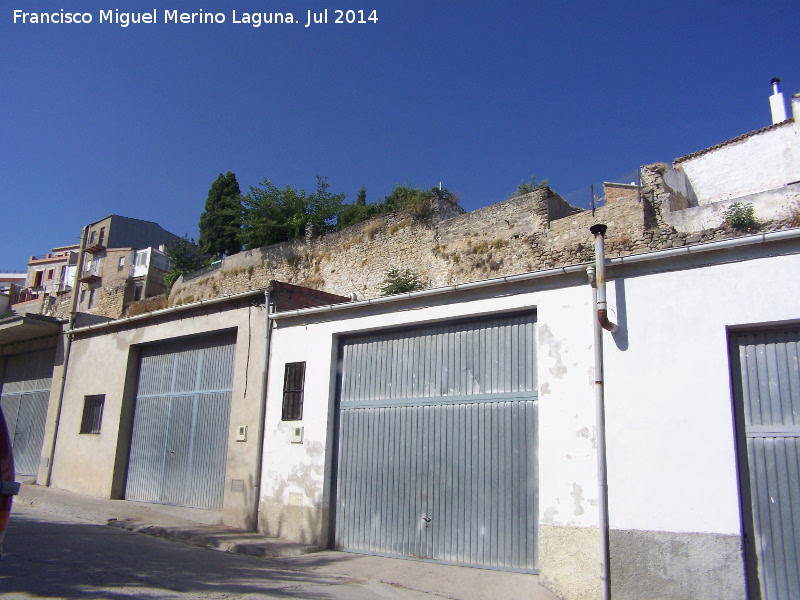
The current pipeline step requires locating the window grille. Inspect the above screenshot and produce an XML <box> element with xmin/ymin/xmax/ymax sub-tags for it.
<box><xmin>80</xmin><ymin>395</ymin><xmax>105</xmax><ymax>434</ymax></box>
<box><xmin>281</xmin><ymin>362</ymin><xmax>306</xmax><ymax>421</ymax></box>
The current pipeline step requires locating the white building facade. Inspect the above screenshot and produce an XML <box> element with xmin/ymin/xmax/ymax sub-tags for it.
<box><xmin>258</xmin><ymin>230</ymin><xmax>800</xmax><ymax>600</ymax></box>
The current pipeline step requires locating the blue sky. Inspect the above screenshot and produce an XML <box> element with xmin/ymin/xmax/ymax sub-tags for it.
<box><xmin>2</xmin><ymin>0</ymin><xmax>798</xmax><ymax>270</ymax></box>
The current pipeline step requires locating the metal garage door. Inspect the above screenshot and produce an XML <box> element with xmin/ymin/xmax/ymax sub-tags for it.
<box><xmin>334</xmin><ymin>313</ymin><xmax>538</xmax><ymax>572</ymax></box>
<box><xmin>126</xmin><ymin>333</ymin><xmax>236</xmax><ymax>509</ymax></box>
<box><xmin>0</xmin><ymin>348</ymin><xmax>56</xmax><ymax>477</ymax></box>
<box><xmin>730</xmin><ymin>329</ymin><xmax>800</xmax><ymax>600</ymax></box>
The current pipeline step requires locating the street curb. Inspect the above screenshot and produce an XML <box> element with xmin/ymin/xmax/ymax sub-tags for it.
<box><xmin>106</xmin><ymin>517</ymin><xmax>320</xmax><ymax>558</ymax></box>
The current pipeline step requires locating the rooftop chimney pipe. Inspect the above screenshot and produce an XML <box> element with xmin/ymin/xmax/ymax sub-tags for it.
<box><xmin>770</xmin><ymin>77</ymin><xmax>788</xmax><ymax>124</ymax></box>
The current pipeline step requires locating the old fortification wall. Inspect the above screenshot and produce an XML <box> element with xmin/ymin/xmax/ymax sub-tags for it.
<box><xmin>167</xmin><ymin>166</ymin><xmax>800</xmax><ymax>307</ymax></box>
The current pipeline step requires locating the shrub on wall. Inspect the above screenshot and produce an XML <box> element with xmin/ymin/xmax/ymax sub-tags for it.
<box><xmin>723</xmin><ymin>202</ymin><xmax>759</xmax><ymax>232</ymax></box>
<box><xmin>380</xmin><ymin>268</ymin><xmax>426</xmax><ymax>296</ymax></box>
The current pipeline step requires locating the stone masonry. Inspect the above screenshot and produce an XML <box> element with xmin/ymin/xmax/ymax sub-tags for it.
<box><xmin>167</xmin><ymin>164</ymin><xmax>799</xmax><ymax>308</ymax></box>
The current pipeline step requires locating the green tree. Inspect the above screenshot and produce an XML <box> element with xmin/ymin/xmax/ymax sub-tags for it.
<box><xmin>241</xmin><ymin>176</ymin><xmax>346</xmax><ymax>249</ymax></box>
<box><xmin>164</xmin><ymin>235</ymin><xmax>213</xmax><ymax>295</ymax></box>
<box><xmin>337</xmin><ymin>186</ymin><xmax>382</xmax><ymax>230</ymax></box>
<box><xmin>380</xmin><ymin>267</ymin><xmax>427</xmax><ymax>296</ymax></box>
<box><xmin>508</xmin><ymin>174</ymin><xmax>548</xmax><ymax>198</ymax></box>
<box><xmin>198</xmin><ymin>172</ymin><xmax>243</xmax><ymax>257</ymax></box>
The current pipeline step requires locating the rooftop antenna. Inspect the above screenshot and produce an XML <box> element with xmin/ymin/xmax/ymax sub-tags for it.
<box><xmin>770</xmin><ymin>77</ymin><xmax>788</xmax><ymax>124</ymax></box>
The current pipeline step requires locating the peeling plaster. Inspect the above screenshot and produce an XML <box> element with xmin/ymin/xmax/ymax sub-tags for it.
<box><xmin>540</xmin><ymin>382</ymin><xmax>551</xmax><ymax>395</ymax></box>
<box><xmin>576</xmin><ymin>427</ymin><xmax>590</xmax><ymax>439</ymax></box>
<box><xmin>538</xmin><ymin>323</ymin><xmax>567</xmax><ymax>379</ymax></box>
<box><xmin>542</xmin><ymin>505</ymin><xmax>559</xmax><ymax>524</ymax></box>
<box><xmin>571</xmin><ymin>483</ymin><xmax>585</xmax><ymax>516</ymax></box>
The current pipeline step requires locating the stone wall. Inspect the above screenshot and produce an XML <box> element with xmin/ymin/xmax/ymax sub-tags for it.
<box><xmin>167</xmin><ymin>166</ymin><xmax>800</xmax><ymax>309</ymax></box>
<box><xmin>91</xmin><ymin>280</ymin><xmax>129</xmax><ymax>319</ymax></box>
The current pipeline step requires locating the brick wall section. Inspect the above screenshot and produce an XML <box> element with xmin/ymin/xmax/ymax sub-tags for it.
<box><xmin>10</xmin><ymin>296</ymin><xmax>47</xmax><ymax>316</ymax></box>
<box><xmin>270</xmin><ymin>280</ymin><xmax>350</xmax><ymax>312</ymax></box>
<box><xmin>603</xmin><ymin>183</ymin><xmax>639</xmax><ymax>204</ymax></box>
<box><xmin>167</xmin><ymin>168</ymin><xmax>799</xmax><ymax>308</ymax></box>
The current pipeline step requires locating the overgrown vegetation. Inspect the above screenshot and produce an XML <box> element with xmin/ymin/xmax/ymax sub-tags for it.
<box><xmin>338</xmin><ymin>182</ymin><xmax>459</xmax><ymax>230</ymax></box>
<box><xmin>380</xmin><ymin>267</ymin><xmax>426</xmax><ymax>296</ymax></box>
<box><xmin>508</xmin><ymin>174</ymin><xmax>548</xmax><ymax>199</ymax></box>
<box><xmin>337</xmin><ymin>186</ymin><xmax>381</xmax><ymax>229</ymax></box>
<box><xmin>241</xmin><ymin>176</ymin><xmax>346</xmax><ymax>249</ymax></box>
<box><xmin>195</xmin><ymin>170</ymin><xmax>461</xmax><ymax>256</ymax></box>
<box><xmin>164</xmin><ymin>235</ymin><xmax>213</xmax><ymax>296</ymax></box>
<box><xmin>125</xmin><ymin>295</ymin><xmax>166</xmax><ymax>317</ymax></box>
<box><xmin>789</xmin><ymin>200</ymin><xmax>800</xmax><ymax>227</ymax></box>
<box><xmin>723</xmin><ymin>202</ymin><xmax>759</xmax><ymax>232</ymax></box>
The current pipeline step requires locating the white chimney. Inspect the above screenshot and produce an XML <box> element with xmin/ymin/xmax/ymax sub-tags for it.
<box><xmin>770</xmin><ymin>77</ymin><xmax>788</xmax><ymax>124</ymax></box>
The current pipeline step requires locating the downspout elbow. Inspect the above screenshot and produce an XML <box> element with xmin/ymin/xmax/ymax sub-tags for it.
<box><xmin>589</xmin><ymin>223</ymin><xmax>618</xmax><ymax>333</ymax></box>
<box><xmin>598</xmin><ymin>309</ymin><xmax>618</xmax><ymax>333</ymax></box>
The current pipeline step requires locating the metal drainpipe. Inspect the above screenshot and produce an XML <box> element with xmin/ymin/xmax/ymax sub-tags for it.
<box><xmin>252</xmin><ymin>288</ymin><xmax>273</xmax><ymax>531</ymax></box>
<box><xmin>70</xmin><ymin>225</ymin><xmax>89</xmax><ymax>316</ymax></box>
<box><xmin>591</xmin><ymin>224</ymin><xmax>618</xmax><ymax>334</ymax></box>
<box><xmin>45</xmin><ymin>315</ymin><xmax>73</xmax><ymax>487</ymax></box>
<box><xmin>45</xmin><ymin>225</ymin><xmax>88</xmax><ymax>486</ymax></box>
<box><xmin>589</xmin><ymin>223</ymin><xmax>616</xmax><ymax>600</ymax></box>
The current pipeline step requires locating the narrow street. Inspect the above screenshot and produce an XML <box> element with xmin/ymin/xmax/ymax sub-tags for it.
<box><xmin>0</xmin><ymin>507</ymin><xmax>435</xmax><ymax>600</ymax></box>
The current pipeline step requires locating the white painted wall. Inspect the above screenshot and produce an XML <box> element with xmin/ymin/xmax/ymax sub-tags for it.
<box><xmin>603</xmin><ymin>251</ymin><xmax>800</xmax><ymax>535</ymax></box>
<box><xmin>678</xmin><ymin>120</ymin><xmax>799</xmax><ymax>205</ymax></box>
<box><xmin>664</xmin><ymin>184</ymin><xmax>800</xmax><ymax>232</ymax></box>
<box><xmin>262</xmin><ymin>246</ymin><xmax>800</xmax><ymax>541</ymax></box>
<box><xmin>263</xmin><ymin>287</ymin><xmax>601</xmax><ymax>533</ymax></box>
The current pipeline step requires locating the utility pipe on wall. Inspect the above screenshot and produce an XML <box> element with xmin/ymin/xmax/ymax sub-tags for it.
<box><xmin>252</xmin><ymin>288</ymin><xmax>273</xmax><ymax>531</ymax></box>
<box><xmin>591</xmin><ymin>224</ymin><xmax>618</xmax><ymax>334</ymax></box>
<box><xmin>43</xmin><ymin>314</ymin><xmax>74</xmax><ymax>487</ymax></box>
<box><xmin>589</xmin><ymin>223</ymin><xmax>616</xmax><ymax>600</ymax></box>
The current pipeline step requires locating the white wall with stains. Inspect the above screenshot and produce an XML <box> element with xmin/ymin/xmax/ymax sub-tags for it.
<box><xmin>604</xmin><ymin>251</ymin><xmax>800</xmax><ymax>535</ymax></box>
<box><xmin>260</xmin><ymin>278</ymin><xmax>601</xmax><ymax>582</ymax></box>
<box><xmin>677</xmin><ymin>109</ymin><xmax>799</xmax><ymax>205</ymax></box>
<box><xmin>260</xmin><ymin>240</ymin><xmax>800</xmax><ymax>599</ymax></box>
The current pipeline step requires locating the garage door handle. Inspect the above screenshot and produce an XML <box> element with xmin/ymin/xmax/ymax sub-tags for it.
<box><xmin>423</xmin><ymin>517</ymin><xmax>432</xmax><ymax>522</ymax></box>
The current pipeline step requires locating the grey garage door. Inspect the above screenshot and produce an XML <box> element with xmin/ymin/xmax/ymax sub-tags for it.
<box><xmin>126</xmin><ymin>333</ymin><xmax>236</xmax><ymax>509</ymax></box>
<box><xmin>730</xmin><ymin>329</ymin><xmax>800</xmax><ymax>600</ymax></box>
<box><xmin>0</xmin><ymin>348</ymin><xmax>56</xmax><ymax>477</ymax></box>
<box><xmin>334</xmin><ymin>313</ymin><xmax>538</xmax><ymax>572</ymax></box>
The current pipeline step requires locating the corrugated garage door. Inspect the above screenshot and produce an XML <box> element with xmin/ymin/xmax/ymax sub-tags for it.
<box><xmin>730</xmin><ymin>329</ymin><xmax>800</xmax><ymax>600</ymax></box>
<box><xmin>334</xmin><ymin>313</ymin><xmax>538</xmax><ymax>572</ymax></box>
<box><xmin>0</xmin><ymin>348</ymin><xmax>56</xmax><ymax>477</ymax></box>
<box><xmin>126</xmin><ymin>333</ymin><xmax>236</xmax><ymax>509</ymax></box>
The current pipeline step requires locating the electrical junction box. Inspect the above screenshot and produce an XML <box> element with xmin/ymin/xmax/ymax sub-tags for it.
<box><xmin>236</xmin><ymin>425</ymin><xmax>247</xmax><ymax>442</ymax></box>
<box><xmin>291</xmin><ymin>426</ymin><xmax>304</xmax><ymax>444</ymax></box>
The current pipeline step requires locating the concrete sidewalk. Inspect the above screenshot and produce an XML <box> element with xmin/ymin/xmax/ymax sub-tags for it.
<box><xmin>13</xmin><ymin>483</ymin><xmax>561</xmax><ymax>600</ymax></box>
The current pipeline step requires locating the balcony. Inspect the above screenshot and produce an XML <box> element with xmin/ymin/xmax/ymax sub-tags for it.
<box><xmin>85</xmin><ymin>242</ymin><xmax>106</xmax><ymax>254</ymax></box>
<box><xmin>78</xmin><ymin>268</ymin><xmax>101</xmax><ymax>283</ymax></box>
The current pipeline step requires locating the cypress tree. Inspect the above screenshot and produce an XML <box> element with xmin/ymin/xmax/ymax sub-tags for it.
<box><xmin>198</xmin><ymin>172</ymin><xmax>243</xmax><ymax>257</ymax></box>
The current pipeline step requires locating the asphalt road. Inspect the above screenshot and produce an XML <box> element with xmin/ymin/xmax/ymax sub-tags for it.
<box><xmin>0</xmin><ymin>508</ymin><xmax>434</xmax><ymax>600</ymax></box>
